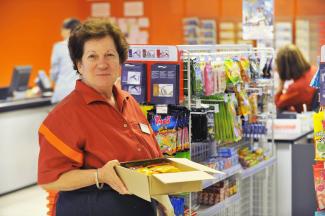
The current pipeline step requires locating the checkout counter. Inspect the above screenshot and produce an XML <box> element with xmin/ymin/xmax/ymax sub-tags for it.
<box><xmin>273</xmin><ymin>112</ymin><xmax>317</xmax><ymax>216</ymax></box>
<box><xmin>0</xmin><ymin>96</ymin><xmax>52</xmax><ymax>195</ymax></box>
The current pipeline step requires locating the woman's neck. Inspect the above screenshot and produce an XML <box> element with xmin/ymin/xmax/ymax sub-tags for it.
<box><xmin>98</xmin><ymin>87</ymin><xmax>119</xmax><ymax>111</ymax></box>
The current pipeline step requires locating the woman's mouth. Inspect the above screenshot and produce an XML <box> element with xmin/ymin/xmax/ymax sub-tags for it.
<box><xmin>96</xmin><ymin>73</ymin><xmax>111</xmax><ymax>76</ymax></box>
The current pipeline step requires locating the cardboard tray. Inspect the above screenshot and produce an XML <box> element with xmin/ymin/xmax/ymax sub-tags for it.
<box><xmin>115</xmin><ymin>157</ymin><xmax>223</xmax><ymax>201</ymax></box>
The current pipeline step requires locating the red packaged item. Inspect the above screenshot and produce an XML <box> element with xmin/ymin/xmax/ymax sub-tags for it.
<box><xmin>314</xmin><ymin>162</ymin><xmax>325</xmax><ymax>210</ymax></box>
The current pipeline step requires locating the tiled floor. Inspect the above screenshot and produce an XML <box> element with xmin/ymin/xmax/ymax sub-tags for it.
<box><xmin>0</xmin><ymin>185</ymin><xmax>47</xmax><ymax>216</ymax></box>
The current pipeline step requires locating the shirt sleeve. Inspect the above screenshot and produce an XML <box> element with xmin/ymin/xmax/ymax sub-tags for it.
<box><xmin>38</xmin><ymin>111</ymin><xmax>84</xmax><ymax>185</ymax></box>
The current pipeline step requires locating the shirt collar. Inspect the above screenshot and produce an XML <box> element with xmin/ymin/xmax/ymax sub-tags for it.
<box><xmin>75</xmin><ymin>80</ymin><xmax>129</xmax><ymax>107</ymax></box>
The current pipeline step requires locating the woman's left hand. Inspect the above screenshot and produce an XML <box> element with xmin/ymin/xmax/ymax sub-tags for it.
<box><xmin>98</xmin><ymin>160</ymin><xmax>130</xmax><ymax>195</ymax></box>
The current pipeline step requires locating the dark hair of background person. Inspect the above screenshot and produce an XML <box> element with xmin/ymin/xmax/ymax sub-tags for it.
<box><xmin>68</xmin><ymin>19</ymin><xmax>129</xmax><ymax>74</ymax></box>
<box><xmin>62</xmin><ymin>18</ymin><xmax>80</xmax><ymax>31</ymax></box>
<box><xmin>275</xmin><ymin>44</ymin><xmax>311</xmax><ymax>81</ymax></box>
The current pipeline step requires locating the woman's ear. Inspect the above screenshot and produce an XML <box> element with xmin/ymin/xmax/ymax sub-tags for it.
<box><xmin>77</xmin><ymin>61</ymin><xmax>83</xmax><ymax>75</ymax></box>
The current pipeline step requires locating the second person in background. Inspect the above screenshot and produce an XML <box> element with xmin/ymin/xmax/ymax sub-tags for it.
<box><xmin>50</xmin><ymin>18</ymin><xmax>80</xmax><ymax>104</ymax></box>
<box><xmin>275</xmin><ymin>44</ymin><xmax>317</xmax><ymax>112</ymax></box>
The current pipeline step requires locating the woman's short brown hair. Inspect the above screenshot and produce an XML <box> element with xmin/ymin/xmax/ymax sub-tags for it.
<box><xmin>275</xmin><ymin>44</ymin><xmax>311</xmax><ymax>81</ymax></box>
<box><xmin>68</xmin><ymin>18</ymin><xmax>129</xmax><ymax>73</ymax></box>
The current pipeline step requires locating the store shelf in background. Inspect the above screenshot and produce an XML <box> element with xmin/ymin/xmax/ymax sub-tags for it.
<box><xmin>240</xmin><ymin>157</ymin><xmax>276</xmax><ymax>179</ymax></box>
<box><xmin>197</xmin><ymin>193</ymin><xmax>240</xmax><ymax>216</ymax></box>
<box><xmin>203</xmin><ymin>164</ymin><xmax>242</xmax><ymax>188</ymax></box>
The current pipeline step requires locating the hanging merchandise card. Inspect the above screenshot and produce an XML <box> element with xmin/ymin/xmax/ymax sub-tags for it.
<box><xmin>320</xmin><ymin>62</ymin><xmax>325</xmax><ymax>105</ymax></box>
<box><xmin>150</xmin><ymin>64</ymin><xmax>179</xmax><ymax>105</ymax></box>
<box><xmin>121</xmin><ymin>63</ymin><xmax>147</xmax><ymax>103</ymax></box>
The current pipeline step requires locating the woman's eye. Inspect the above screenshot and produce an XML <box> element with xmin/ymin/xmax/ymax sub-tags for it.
<box><xmin>88</xmin><ymin>55</ymin><xmax>96</xmax><ymax>59</ymax></box>
<box><xmin>106</xmin><ymin>53</ymin><xmax>115</xmax><ymax>57</ymax></box>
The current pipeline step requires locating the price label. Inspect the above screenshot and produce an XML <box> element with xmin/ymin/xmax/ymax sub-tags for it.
<box><xmin>156</xmin><ymin>105</ymin><xmax>168</xmax><ymax>114</ymax></box>
<box><xmin>214</xmin><ymin>104</ymin><xmax>219</xmax><ymax>113</ymax></box>
<box><xmin>224</xmin><ymin>94</ymin><xmax>228</xmax><ymax>102</ymax></box>
<box><xmin>195</xmin><ymin>99</ymin><xmax>202</xmax><ymax>108</ymax></box>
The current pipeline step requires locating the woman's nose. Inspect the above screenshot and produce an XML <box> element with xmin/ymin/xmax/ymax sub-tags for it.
<box><xmin>97</xmin><ymin>56</ymin><xmax>108</xmax><ymax>68</ymax></box>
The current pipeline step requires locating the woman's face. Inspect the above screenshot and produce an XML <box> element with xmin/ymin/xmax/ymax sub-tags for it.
<box><xmin>77</xmin><ymin>36</ymin><xmax>121</xmax><ymax>93</ymax></box>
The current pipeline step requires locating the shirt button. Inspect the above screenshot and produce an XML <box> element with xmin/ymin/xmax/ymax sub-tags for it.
<box><xmin>137</xmin><ymin>148</ymin><xmax>142</xmax><ymax>152</ymax></box>
<box><xmin>123</xmin><ymin>123</ymin><xmax>127</xmax><ymax>128</ymax></box>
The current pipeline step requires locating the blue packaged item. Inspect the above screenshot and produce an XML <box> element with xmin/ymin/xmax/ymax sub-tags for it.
<box><xmin>218</xmin><ymin>147</ymin><xmax>236</xmax><ymax>157</ymax></box>
<box><xmin>315</xmin><ymin>211</ymin><xmax>325</xmax><ymax>216</ymax></box>
<box><xmin>170</xmin><ymin>196</ymin><xmax>184</xmax><ymax>216</ymax></box>
<box><xmin>121</xmin><ymin>63</ymin><xmax>147</xmax><ymax>103</ymax></box>
<box><xmin>150</xmin><ymin>63</ymin><xmax>180</xmax><ymax>105</ymax></box>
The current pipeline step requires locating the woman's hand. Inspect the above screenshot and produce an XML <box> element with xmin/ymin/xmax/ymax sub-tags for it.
<box><xmin>152</xmin><ymin>195</ymin><xmax>175</xmax><ymax>216</ymax></box>
<box><xmin>277</xmin><ymin>79</ymin><xmax>285</xmax><ymax>94</ymax></box>
<box><xmin>98</xmin><ymin>160</ymin><xmax>130</xmax><ymax>195</ymax></box>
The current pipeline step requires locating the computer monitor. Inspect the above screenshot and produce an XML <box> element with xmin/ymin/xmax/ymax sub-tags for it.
<box><xmin>8</xmin><ymin>65</ymin><xmax>32</xmax><ymax>96</ymax></box>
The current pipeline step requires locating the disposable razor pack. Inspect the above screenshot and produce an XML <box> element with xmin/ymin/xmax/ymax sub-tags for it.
<box><xmin>150</xmin><ymin>63</ymin><xmax>179</xmax><ymax>105</ymax></box>
<box><xmin>121</xmin><ymin>63</ymin><xmax>147</xmax><ymax>103</ymax></box>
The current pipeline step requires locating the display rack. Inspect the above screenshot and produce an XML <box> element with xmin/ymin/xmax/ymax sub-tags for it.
<box><xmin>123</xmin><ymin>44</ymin><xmax>276</xmax><ymax>216</ymax></box>
<box><xmin>179</xmin><ymin>44</ymin><xmax>276</xmax><ymax>216</ymax></box>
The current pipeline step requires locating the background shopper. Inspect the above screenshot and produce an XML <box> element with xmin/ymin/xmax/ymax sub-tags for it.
<box><xmin>38</xmin><ymin>18</ymin><xmax>172</xmax><ymax>216</ymax></box>
<box><xmin>275</xmin><ymin>44</ymin><xmax>317</xmax><ymax>112</ymax></box>
<box><xmin>50</xmin><ymin>18</ymin><xmax>80</xmax><ymax>104</ymax></box>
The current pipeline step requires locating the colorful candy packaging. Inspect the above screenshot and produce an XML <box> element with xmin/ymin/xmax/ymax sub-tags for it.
<box><xmin>148</xmin><ymin>112</ymin><xmax>178</xmax><ymax>156</ymax></box>
<box><xmin>224</xmin><ymin>58</ymin><xmax>241</xmax><ymax>85</ymax></box>
<box><xmin>313</xmin><ymin>111</ymin><xmax>325</xmax><ymax>160</ymax></box>
<box><xmin>211</xmin><ymin>60</ymin><xmax>227</xmax><ymax>94</ymax></box>
<box><xmin>239</xmin><ymin>57</ymin><xmax>251</xmax><ymax>83</ymax></box>
<box><xmin>148</xmin><ymin>106</ymin><xmax>189</xmax><ymax>156</ymax></box>
<box><xmin>235</xmin><ymin>88</ymin><xmax>251</xmax><ymax>116</ymax></box>
<box><xmin>195</xmin><ymin>58</ymin><xmax>205</xmax><ymax>96</ymax></box>
<box><xmin>313</xmin><ymin>162</ymin><xmax>325</xmax><ymax>210</ymax></box>
<box><xmin>204</xmin><ymin>61</ymin><xmax>214</xmax><ymax>96</ymax></box>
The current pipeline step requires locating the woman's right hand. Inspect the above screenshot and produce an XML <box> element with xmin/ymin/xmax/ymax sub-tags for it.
<box><xmin>98</xmin><ymin>160</ymin><xmax>130</xmax><ymax>195</ymax></box>
<box><xmin>277</xmin><ymin>79</ymin><xmax>285</xmax><ymax>94</ymax></box>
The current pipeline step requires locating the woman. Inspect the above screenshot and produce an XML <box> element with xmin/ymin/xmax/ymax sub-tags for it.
<box><xmin>38</xmin><ymin>19</ymin><xmax>169</xmax><ymax>216</ymax></box>
<box><xmin>275</xmin><ymin>44</ymin><xmax>317</xmax><ymax>112</ymax></box>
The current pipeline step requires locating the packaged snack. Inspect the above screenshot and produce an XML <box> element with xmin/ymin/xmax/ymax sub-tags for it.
<box><xmin>203</xmin><ymin>62</ymin><xmax>214</xmax><ymax>96</ymax></box>
<box><xmin>235</xmin><ymin>88</ymin><xmax>251</xmax><ymax>116</ymax></box>
<box><xmin>224</xmin><ymin>58</ymin><xmax>241</xmax><ymax>85</ymax></box>
<box><xmin>135</xmin><ymin>163</ymin><xmax>182</xmax><ymax>176</ymax></box>
<box><xmin>248</xmin><ymin>93</ymin><xmax>258</xmax><ymax>122</ymax></box>
<box><xmin>194</xmin><ymin>58</ymin><xmax>205</xmax><ymax>96</ymax></box>
<box><xmin>239</xmin><ymin>57</ymin><xmax>251</xmax><ymax>83</ymax></box>
<box><xmin>313</xmin><ymin>162</ymin><xmax>325</xmax><ymax>210</ymax></box>
<box><xmin>148</xmin><ymin>112</ymin><xmax>178</xmax><ymax>155</ymax></box>
<box><xmin>314</xmin><ymin>111</ymin><xmax>325</xmax><ymax>160</ymax></box>
<box><xmin>315</xmin><ymin>211</ymin><xmax>325</xmax><ymax>216</ymax></box>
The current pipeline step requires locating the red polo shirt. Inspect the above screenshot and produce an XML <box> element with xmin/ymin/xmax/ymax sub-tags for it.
<box><xmin>38</xmin><ymin>80</ymin><xmax>162</xmax><ymax>184</ymax></box>
<box><xmin>275</xmin><ymin>66</ymin><xmax>317</xmax><ymax>112</ymax></box>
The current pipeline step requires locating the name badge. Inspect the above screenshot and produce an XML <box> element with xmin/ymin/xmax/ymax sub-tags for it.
<box><xmin>139</xmin><ymin>123</ymin><xmax>150</xmax><ymax>134</ymax></box>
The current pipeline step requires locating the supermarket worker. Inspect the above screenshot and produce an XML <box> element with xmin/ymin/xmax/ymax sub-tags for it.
<box><xmin>275</xmin><ymin>44</ymin><xmax>317</xmax><ymax>112</ymax></box>
<box><xmin>38</xmin><ymin>18</ymin><xmax>174</xmax><ymax>216</ymax></box>
<box><xmin>50</xmin><ymin>18</ymin><xmax>80</xmax><ymax>104</ymax></box>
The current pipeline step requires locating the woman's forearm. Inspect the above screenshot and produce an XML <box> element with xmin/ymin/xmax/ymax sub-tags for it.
<box><xmin>40</xmin><ymin>169</ymin><xmax>97</xmax><ymax>191</ymax></box>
